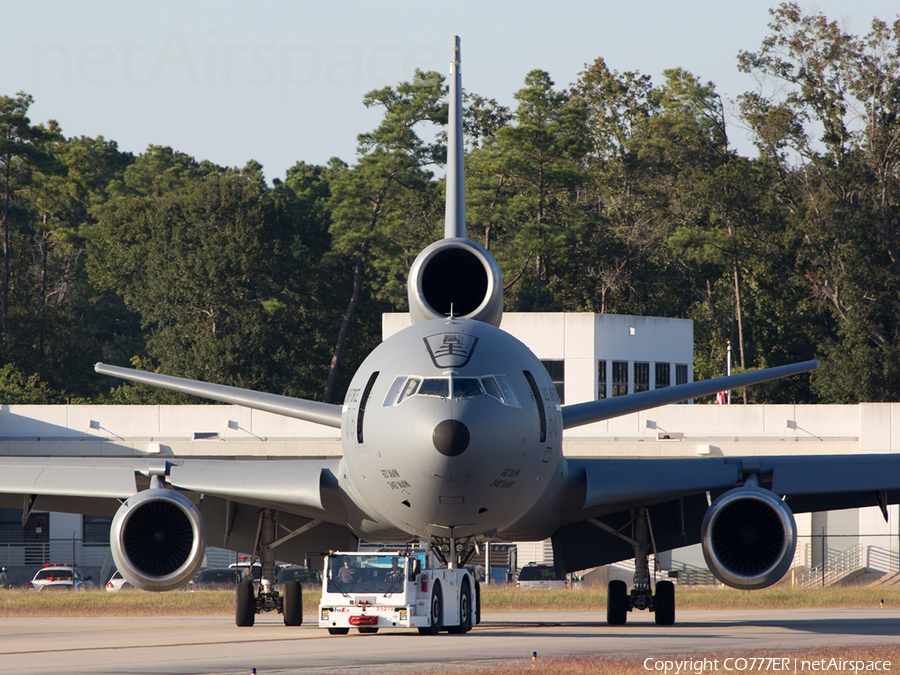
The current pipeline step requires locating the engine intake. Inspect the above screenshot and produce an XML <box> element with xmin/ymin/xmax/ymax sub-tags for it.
<box><xmin>408</xmin><ymin>238</ymin><xmax>503</xmax><ymax>327</ymax></box>
<box><xmin>110</xmin><ymin>486</ymin><xmax>206</xmax><ymax>592</ymax></box>
<box><xmin>701</xmin><ymin>485</ymin><xmax>796</xmax><ymax>590</ymax></box>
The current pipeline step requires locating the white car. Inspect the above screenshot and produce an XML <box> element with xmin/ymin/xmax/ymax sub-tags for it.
<box><xmin>29</xmin><ymin>565</ymin><xmax>94</xmax><ymax>591</ymax></box>
<box><xmin>105</xmin><ymin>570</ymin><xmax>132</xmax><ymax>592</ymax></box>
<box><xmin>515</xmin><ymin>563</ymin><xmax>568</xmax><ymax>589</ymax></box>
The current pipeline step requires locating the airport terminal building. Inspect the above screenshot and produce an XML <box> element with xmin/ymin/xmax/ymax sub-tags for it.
<box><xmin>1</xmin><ymin>313</ymin><xmax>897</xmax><ymax>587</ymax></box>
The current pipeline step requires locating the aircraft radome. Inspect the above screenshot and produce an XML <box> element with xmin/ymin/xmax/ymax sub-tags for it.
<box><xmin>2</xmin><ymin>37</ymin><xmax>899</xmax><ymax>629</ymax></box>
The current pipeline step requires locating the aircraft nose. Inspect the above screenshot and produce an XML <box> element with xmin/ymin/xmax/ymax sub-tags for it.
<box><xmin>433</xmin><ymin>419</ymin><xmax>470</xmax><ymax>457</ymax></box>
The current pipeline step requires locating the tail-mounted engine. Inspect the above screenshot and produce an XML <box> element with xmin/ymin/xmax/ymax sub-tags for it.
<box><xmin>408</xmin><ymin>238</ymin><xmax>503</xmax><ymax>327</ymax></box>
<box><xmin>110</xmin><ymin>479</ymin><xmax>206</xmax><ymax>592</ymax></box>
<box><xmin>700</xmin><ymin>482</ymin><xmax>796</xmax><ymax>590</ymax></box>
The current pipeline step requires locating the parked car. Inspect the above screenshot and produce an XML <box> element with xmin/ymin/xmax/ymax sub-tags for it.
<box><xmin>29</xmin><ymin>565</ymin><xmax>94</xmax><ymax>591</ymax></box>
<box><xmin>105</xmin><ymin>570</ymin><xmax>133</xmax><ymax>592</ymax></box>
<box><xmin>515</xmin><ymin>563</ymin><xmax>568</xmax><ymax>589</ymax></box>
<box><xmin>187</xmin><ymin>567</ymin><xmax>251</xmax><ymax>590</ymax></box>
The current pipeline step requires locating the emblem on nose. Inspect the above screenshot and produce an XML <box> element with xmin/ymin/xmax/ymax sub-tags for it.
<box><xmin>433</xmin><ymin>420</ymin><xmax>470</xmax><ymax>457</ymax></box>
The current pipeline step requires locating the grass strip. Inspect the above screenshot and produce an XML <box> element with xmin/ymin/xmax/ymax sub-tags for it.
<box><xmin>2</xmin><ymin>585</ymin><xmax>900</xmax><ymax>618</ymax></box>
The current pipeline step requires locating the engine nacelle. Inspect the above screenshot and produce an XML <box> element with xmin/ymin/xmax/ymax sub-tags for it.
<box><xmin>110</xmin><ymin>487</ymin><xmax>206</xmax><ymax>592</ymax></box>
<box><xmin>701</xmin><ymin>485</ymin><xmax>796</xmax><ymax>590</ymax></box>
<box><xmin>408</xmin><ymin>238</ymin><xmax>503</xmax><ymax>327</ymax></box>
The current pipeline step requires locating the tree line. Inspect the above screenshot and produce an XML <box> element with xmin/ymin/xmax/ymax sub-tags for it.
<box><xmin>1</xmin><ymin>3</ymin><xmax>898</xmax><ymax>406</ymax></box>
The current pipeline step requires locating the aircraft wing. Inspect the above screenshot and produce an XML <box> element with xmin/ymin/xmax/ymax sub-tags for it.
<box><xmin>0</xmin><ymin>456</ymin><xmax>341</xmax><ymax>517</ymax></box>
<box><xmin>95</xmin><ymin>363</ymin><xmax>343</xmax><ymax>428</ymax></box>
<box><xmin>561</xmin><ymin>360</ymin><xmax>819</xmax><ymax>429</ymax></box>
<box><xmin>553</xmin><ymin>453</ymin><xmax>900</xmax><ymax>573</ymax></box>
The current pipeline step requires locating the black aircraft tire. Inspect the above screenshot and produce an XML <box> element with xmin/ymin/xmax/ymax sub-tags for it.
<box><xmin>282</xmin><ymin>581</ymin><xmax>303</xmax><ymax>626</ymax></box>
<box><xmin>358</xmin><ymin>626</ymin><xmax>379</xmax><ymax>634</ymax></box>
<box><xmin>418</xmin><ymin>585</ymin><xmax>443</xmax><ymax>635</ymax></box>
<box><xmin>654</xmin><ymin>580</ymin><xmax>675</xmax><ymax>626</ymax></box>
<box><xmin>328</xmin><ymin>627</ymin><xmax>350</xmax><ymax>635</ymax></box>
<box><xmin>235</xmin><ymin>581</ymin><xmax>256</xmax><ymax>627</ymax></box>
<box><xmin>607</xmin><ymin>579</ymin><xmax>628</xmax><ymax>626</ymax></box>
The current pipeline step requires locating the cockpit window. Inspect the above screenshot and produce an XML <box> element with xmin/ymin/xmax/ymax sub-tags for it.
<box><xmin>398</xmin><ymin>377</ymin><xmax>421</xmax><ymax>403</ymax></box>
<box><xmin>453</xmin><ymin>378</ymin><xmax>484</xmax><ymax>398</ymax></box>
<box><xmin>383</xmin><ymin>376</ymin><xmax>422</xmax><ymax>407</ymax></box>
<box><xmin>493</xmin><ymin>375</ymin><xmax>520</xmax><ymax>407</ymax></box>
<box><xmin>384</xmin><ymin>375</ymin><xmax>520</xmax><ymax>408</ymax></box>
<box><xmin>419</xmin><ymin>378</ymin><xmax>450</xmax><ymax>397</ymax></box>
<box><xmin>383</xmin><ymin>376</ymin><xmax>405</xmax><ymax>407</ymax></box>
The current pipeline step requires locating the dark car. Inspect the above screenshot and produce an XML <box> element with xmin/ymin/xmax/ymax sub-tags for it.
<box><xmin>275</xmin><ymin>566</ymin><xmax>322</xmax><ymax>590</ymax></box>
<box><xmin>515</xmin><ymin>563</ymin><xmax>568</xmax><ymax>589</ymax></box>
<box><xmin>187</xmin><ymin>567</ymin><xmax>251</xmax><ymax>590</ymax></box>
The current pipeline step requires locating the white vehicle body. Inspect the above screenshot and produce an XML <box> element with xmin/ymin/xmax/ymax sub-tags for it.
<box><xmin>319</xmin><ymin>551</ymin><xmax>478</xmax><ymax>635</ymax></box>
<box><xmin>29</xmin><ymin>565</ymin><xmax>92</xmax><ymax>591</ymax></box>
<box><xmin>105</xmin><ymin>570</ymin><xmax>132</xmax><ymax>592</ymax></box>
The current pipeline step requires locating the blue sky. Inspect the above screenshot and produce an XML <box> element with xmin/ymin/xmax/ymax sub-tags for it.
<box><xmin>3</xmin><ymin>1</ymin><xmax>897</xmax><ymax>181</ymax></box>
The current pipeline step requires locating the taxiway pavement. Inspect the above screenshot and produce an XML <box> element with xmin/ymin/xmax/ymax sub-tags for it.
<box><xmin>2</xmin><ymin>610</ymin><xmax>899</xmax><ymax>675</ymax></box>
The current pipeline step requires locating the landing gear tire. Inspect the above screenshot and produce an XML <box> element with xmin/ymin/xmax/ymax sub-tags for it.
<box><xmin>654</xmin><ymin>580</ymin><xmax>675</xmax><ymax>626</ymax></box>
<box><xmin>607</xmin><ymin>579</ymin><xmax>628</xmax><ymax>626</ymax></box>
<box><xmin>328</xmin><ymin>627</ymin><xmax>350</xmax><ymax>635</ymax></box>
<box><xmin>448</xmin><ymin>581</ymin><xmax>472</xmax><ymax>634</ymax></box>
<box><xmin>282</xmin><ymin>581</ymin><xmax>302</xmax><ymax>626</ymax></box>
<box><xmin>235</xmin><ymin>581</ymin><xmax>256</xmax><ymax>627</ymax></box>
<box><xmin>418</xmin><ymin>585</ymin><xmax>443</xmax><ymax>635</ymax></box>
<box><xmin>358</xmin><ymin>626</ymin><xmax>379</xmax><ymax>634</ymax></box>
<box><xmin>474</xmin><ymin>580</ymin><xmax>481</xmax><ymax>625</ymax></box>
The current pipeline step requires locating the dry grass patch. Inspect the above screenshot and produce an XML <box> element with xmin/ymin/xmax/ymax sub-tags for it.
<box><xmin>0</xmin><ymin>589</ymin><xmax>239</xmax><ymax>617</ymax></box>
<box><xmin>479</xmin><ymin>584</ymin><xmax>900</xmax><ymax>612</ymax></box>
<box><xmin>2</xmin><ymin>585</ymin><xmax>899</xmax><ymax>618</ymax></box>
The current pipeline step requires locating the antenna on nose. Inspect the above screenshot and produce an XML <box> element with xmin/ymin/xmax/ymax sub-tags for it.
<box><xmin>444</xmin><ymin>36</ymin><xmax>466</xmax><ymax>240</ymax></box>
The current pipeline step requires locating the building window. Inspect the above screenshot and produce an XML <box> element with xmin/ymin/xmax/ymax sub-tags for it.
<box><xmin>676</xmin><ymin>364</ymin><xmax>688</xmax><ymax>386</ymax></box>
<box><xmin>634</xmin><ymin>362</ymin><xmax>650</xmax><ymax>393</ymax></box>
<box><xmin>0</xmin><ymin>508</ymin><xmax>23</xmax><ymax>541</ymax></box>
<box><xmin>612</xmin><ymin>361</ymin><xmax>628</xmax><ymax>397</ymax></box>
<box><xmin>541</xmin><ymin>360</ymin><xmax>565</xmax><ymax>405</ymax></box>
<box><xmin>597</xmin><ymin>361</ymin><xmax>607</xmax><ymax>400</ymax></box>
<box><xmin>655</xmin><ymin>363</ymin><xmax>670</xmax><ymax>389</ymax></box>
<box><xmin>83</xmin><ymin>515</ymin><xmax>113</xmax><ymax>546</ymax></box>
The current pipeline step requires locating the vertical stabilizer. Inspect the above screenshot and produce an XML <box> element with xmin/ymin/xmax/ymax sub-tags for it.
<box><xmin>444</xmin><ymin>36</ymin><xmax>466</xmax><ymax>240</ymax></box>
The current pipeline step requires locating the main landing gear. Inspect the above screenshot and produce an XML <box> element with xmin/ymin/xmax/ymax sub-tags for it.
<box><xmin>598</xmin><ymin>507</ymin><xmax>675</xmax><ymax>626</ymax></box>
<box><xmin>234</xmin><ymin>509</ymin><xmax>312</xmax><ymax>627</ymax></box>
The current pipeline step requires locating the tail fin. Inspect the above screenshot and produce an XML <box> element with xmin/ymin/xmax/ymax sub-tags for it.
<box><xmin>444</xmin><ymin>36</ymin><xmax>465</xmax><ymax>239</ymax></box>
<box><xmin>406</xmin><ymin>37</ymin><xmax>503</xmax><ymax>327</ymax></box>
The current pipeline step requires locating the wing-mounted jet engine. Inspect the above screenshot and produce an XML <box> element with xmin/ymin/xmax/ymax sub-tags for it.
<box><xmin>407</xmin><ymin>238</ymin><xmax>503</xmax><ymax>326</ymax></box>
<box><xmin>700</xmin><ymin>475</ymin><xmax>797</xmax><ymax>590</ymax></box>
<box><xmin>110</xmin><ymin>476</ymin><xmax>206</xmax><ymax>592</ymax></box>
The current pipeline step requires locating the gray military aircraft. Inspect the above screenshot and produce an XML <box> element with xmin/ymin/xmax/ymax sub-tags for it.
<box><xmin>2</xmin><ymin>38</ymin><xmax>899</xmax><ymax>628</ymax></box>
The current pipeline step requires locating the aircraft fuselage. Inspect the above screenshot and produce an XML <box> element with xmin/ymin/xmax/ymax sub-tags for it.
<box><xmin>338</xmin><ymin>317</ymin><xmax>568</xmax><ymax>543</ymax></box>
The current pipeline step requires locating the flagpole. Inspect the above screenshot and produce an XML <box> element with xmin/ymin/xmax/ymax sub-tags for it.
<box><xmin>726</xmin><ymin>340</ymin><xmax>732</xmax><ymax>405</ymax></box>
